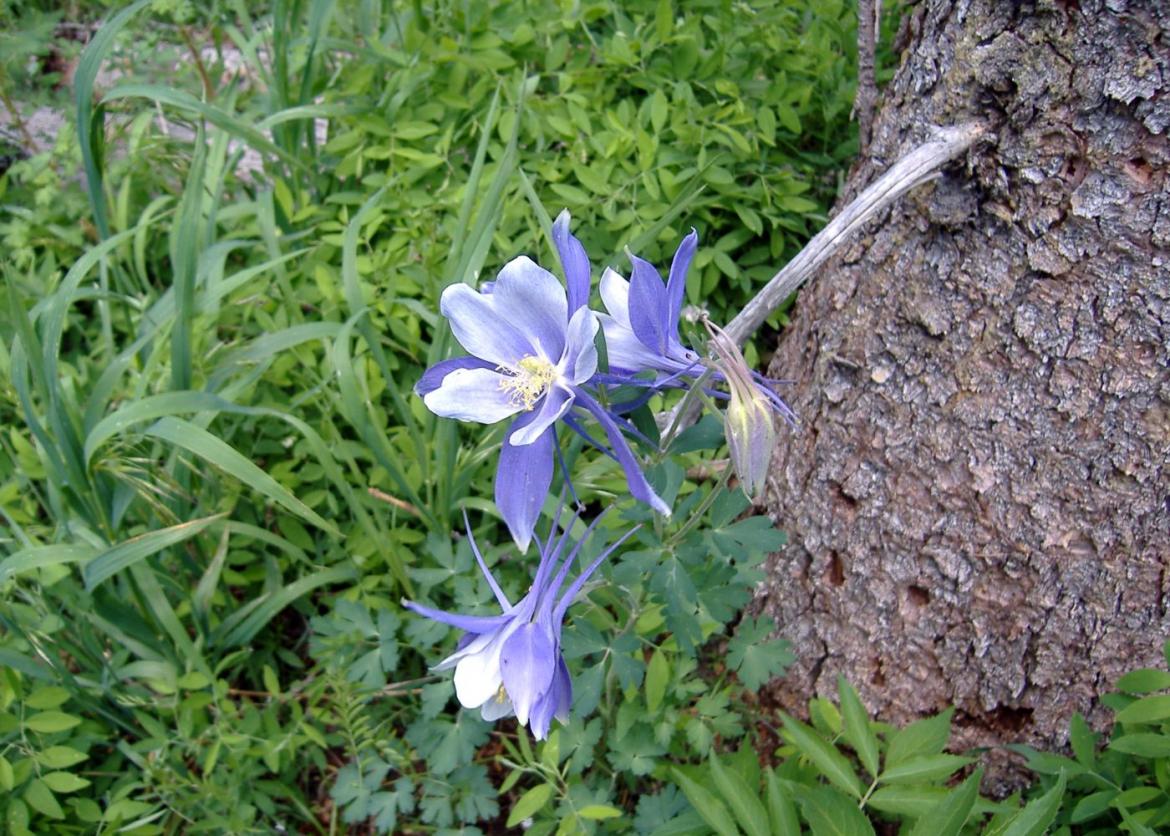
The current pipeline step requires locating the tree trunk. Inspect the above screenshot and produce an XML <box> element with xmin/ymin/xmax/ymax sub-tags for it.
<box><xmin>761</xmin><ymin>0</ymin><xmax>1169</xmax><ymax>789</ymax></box>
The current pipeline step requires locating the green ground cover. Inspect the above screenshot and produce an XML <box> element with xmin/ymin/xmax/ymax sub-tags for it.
<box><xmin>2</xmin><ymin>1</ymin><xmax>1169</xmax><ymax>834</ymax></box>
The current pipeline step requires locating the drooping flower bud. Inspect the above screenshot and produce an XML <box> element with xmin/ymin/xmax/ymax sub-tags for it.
<box><xmin>705</xmin><ymin>321</ymin><xmax>777</xmax><ymax>500</ymax></box>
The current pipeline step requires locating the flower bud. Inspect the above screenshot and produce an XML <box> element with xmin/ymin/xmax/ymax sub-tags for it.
<box><xmin>705</xmin><ymin>322</ymin><xmax>777</xmax><ymax>499</ymax></box>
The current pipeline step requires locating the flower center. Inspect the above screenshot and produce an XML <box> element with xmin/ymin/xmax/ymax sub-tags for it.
<box><xmin>500</xmin><ymin>355</ymin><xmax>558</xmax><ymax>410</ymax></box>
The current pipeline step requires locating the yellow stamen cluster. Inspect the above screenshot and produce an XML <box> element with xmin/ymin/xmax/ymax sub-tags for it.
<box><xmin>499</xmin><ymin>355</ymin><xmax>558</xmax><ymax>410</ymax></box>
<box><xmin>495</xmin><ymin>683</ymin><xmax>509</xmax><ymax>704</ymax></box>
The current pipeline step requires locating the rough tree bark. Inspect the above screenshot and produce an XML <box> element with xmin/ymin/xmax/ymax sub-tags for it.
<box><xmin>760</xmin><ymin>0</ymin><xmax>1169</xmax><ymax>787</ymax></box>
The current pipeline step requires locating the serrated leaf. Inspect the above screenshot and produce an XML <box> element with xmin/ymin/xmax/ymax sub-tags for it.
<box><xmin>781</xmin><ymin>714</ymin><xmax>864</xmax><ymax>799</ymax></box>
<box><xmin>799</xmin><ymin>785</ymin><xmax>875</xmax><ymax>836</ymax></box>
<box><xmin>672</xmin><ymin>768</ymin><xmax>739</xmax><ymax>836</ymax></box>
<box><xmin>868</xmin><ymin>786</ymin><xmax>949</xmax><ymax>818</ymax></box>
<box><xmin>727</xmin><ymin>617</ymin><xmax>794</xmax><ymax>691</ymax></box>
<box><xmin>507</xmin><ymin>784</ymin><xmax>553</xmax><ymax>828</ymax></box>
<box><xmin>709</xmin><ymin>752</ymin><xmax>769</xmax><ymax>836</ymax></box>
<box><xmin>878</xmin><ymin>753</ymin><xmax>973</xmax><ymax>784</ymax></box>
<box><xmin>765</xmin><ymin>769</ymin><xmax>799</xmax><ymax>835</ymax></box>
<box><xmin>1116</xmin><ymin>669</ymin><xmax>1170</xmax><ymax>694</ymax></box>
<box><xmin>988</xmin><ymin>772</ymin><xmax>1065</xmax><ymax>836</ymax></box>
<box><xmin>885</xmin><ymin>708</ymin><xmax>953</xmax><ymax>768</ymax></box>
<box><xmin>1069</xmin><ymin>713</ymin><xmax>1096</xmax><ymax>766</ymax></box>
<box><xmin>839</xmin><ymin>678</ymin><xmax>879</xmax><ymax>778</ymax></box>
<box><xmin>650</xmin><ymin>89</ymin><xmax>669</xmax><ymax>133</ymax></box>
<box><xmin>1116</xmin><ymin>695</ymin><xmax>1170</xmax><ymax>724</ymax></box>
<box><xmin>1070</xmin><ymin>789</ymin><xmax>1117</xmax><ymax>823</ymax></box>
<box><xmin>1109</xmin><ymin>733</ymin><xmax>1170</xmax><ymax>757</ymax></box>
<box><xmin>909</xmin><ymin>767</ymin><xmax>982</xmax><ymax>836</ymax></box>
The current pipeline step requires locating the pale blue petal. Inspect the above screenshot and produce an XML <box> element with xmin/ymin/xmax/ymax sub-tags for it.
<box><xmin>553</xmin><ymin>210</ymin><xmax>591</xmax><ymax>315</ymax></box>
<box><xmin>480</xmin><ymin>692</ymin><xmax>515</xmax><ymax>721</ymax></box>
<box><xmin>465</xmin><ymin>514</ymin><xmax>512</xmax><ymax>610</ymax></box>
<box><xmin>628</xmin><ymin>253</ymin><xmax>670</xmax><ymax>354</ymax></box>
<box><xmin>562</xmin><ymin>306</ymin><xmax>600</xmax><ymax>385</ymax></box>
<box><xmin>530</xmin><ymin>656</ymin><xmax>572</xmax><ymax>739</ymax></box>
<box><xmin>575</xmin><ymin>392</ymin><xmax>671</xmax><ymax>516</ymax></box>
<box><xmin>441</xmin><ymin>282</ymin><xmax>536</xmax><ymax>367</ymax></box>
<box><xmin>598</xmin><ymin>314</ymin><xmax>667</xmax><ymax>375</ymax></box>
<box><xmin>423</xmin><ymin>367</ymin><xmax>523</xmax><ymax>424</ymax></box>
<box><xmin>500</xmin><ymin>622</ymin><xmax>558</xmax><ymax>727</ymax></box>
<box><xmin>666</xmin><ymin>229</ymin><xmax>698</xmax><ymax>338</ymax></box>
<box><xmin>491</xmin><ymin>256</ymin><xmax>569</xmax><ymax>360</ymax></box>
<box><xmin>554</xmin><ymin>525</ymin><xmax>640</xmax><ymax>623</ymax></box>
<box><xmin>402</xmin><ymin>599</ymin><xmax>513</xmax><ymax>634</ymax></box>
<box><xmin>496</xmin><ymin>412</ymin><xmax>555</xmax><ymax>552</ymax></box>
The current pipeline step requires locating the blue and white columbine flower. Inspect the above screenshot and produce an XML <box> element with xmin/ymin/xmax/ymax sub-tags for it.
<box><xmin>597</xmin><ymin>230</ymin><xmax>796</xmax><ymax>424</ymax></box>
<box><xmin>404</xmin><ymin>513</ymin><xmax>636</xmax><ymax>740</ymax></box>
<box><xmin>417</xmin><ymin>211</ymin><xmax>668</xmax><ymax>550</ymax></box>
<box><xmin>596</xmin><ymin>229</ymin><xmax>703</xmax><ymax>379</ymax></box>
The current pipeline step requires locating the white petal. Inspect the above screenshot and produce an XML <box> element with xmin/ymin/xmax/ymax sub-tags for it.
<box><xmin>562</xmin><ymin>306</ymin><xmax>600</xmax><ymax>385</ymax></box>
<box><xmin>423</xmin><ymin>368</ymin><xmax>523</xmax><ymax>424</ymax></box>
<box><xmin>433</xmin><ymin>631</ymin><xmax>494</xmax><ymax>673</ymax></box>
<box><xmin>452</xmin><ymin>623</ymin><xmax>518</xmax><ymax>708</ymax></box>
<box><xmin>600</xmin><ymin>267</ymin><xmax>632</xmax><ymax>326</ymax></box>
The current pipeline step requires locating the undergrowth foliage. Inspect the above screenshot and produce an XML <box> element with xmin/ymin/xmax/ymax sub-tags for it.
<box><xmin>0</xmin><ymin>1</ymin><xmax>1164</xmax><ymax>834</ymax></box>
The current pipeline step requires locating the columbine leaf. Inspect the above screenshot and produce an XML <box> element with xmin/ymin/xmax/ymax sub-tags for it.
<box><xmin>781</xmin><ymin>714</ymin><xmax>864</xmax><ymax>799</ymax></box>
<box><xmin>727</xmin><ymin>617</ymin><xmax>795</xmax><ymax>691</ymax></box>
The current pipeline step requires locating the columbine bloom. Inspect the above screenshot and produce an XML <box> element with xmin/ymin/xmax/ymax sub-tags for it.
<box><xmin>595</xmin><ymin>229</ymin><xmax>703</xmax><ymax>379</ymax></box>
<box><xmin>417</xmin><ymin>212</ymin><xmax>668</xmax><ymax>550</ymax></box>
<box><xmin>706</xmin><ymin>321</ymin><xmax>777</xmax><ymax>499</ymax></box>
<box><xmin>404</xmin><ymin>513</ymin><xmax>636</xmax><ymax>740</ymax></box>
<box><xmin>597</xmin><ymin>230</ymin><xmax>796</xmax><ymax>423</ymax></box>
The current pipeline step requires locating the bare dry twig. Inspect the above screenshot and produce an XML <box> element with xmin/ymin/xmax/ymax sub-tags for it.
<box><xmin>725</xmin><ymin>121</ymin><xmax>988</xmax><ymax>347</ymax></box>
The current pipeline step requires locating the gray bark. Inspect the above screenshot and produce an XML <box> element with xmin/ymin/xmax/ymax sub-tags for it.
<box><xmin>760</xmin><ymin>0</ymin><xmax>1170</xmax><ymax>789</ymax></box>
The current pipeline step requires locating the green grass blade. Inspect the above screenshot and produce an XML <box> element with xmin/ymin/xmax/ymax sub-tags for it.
<box><xmin>193</xmin><ymin>528</ymin><xmax>230</xmax><ymax>633</ymax></box>
<box><xmin>331</xmin><ymin>312</ymin><xmax>430</xmax><ymax>528</ymax></box>
<box><xmin>0</xmin><ymin>544</ymin><xmax>99</xmax><ymax>584</ymax></box>
<box><xmin>128</xmin><ymin>561</ymin><xmax>199</xmax><ymax>661</ymax></box>
<box><xmin>99</xmin><ymin>84</ymin><xmax>308</xmax><ymax>172</ymax></box>
<box><xmin>85</xmin><ymin>391</ymin><xmax>236</xmax><ymax>465</ymax></box>
<box><xmin>207</xmin><ymin>322</ymin><xmax>342</xmax><ymax>390</ymax></box>
<box><xmin>442</xmin><ymin>83</ymin><xmax>501</xmax><ymax>286</ymax></box>
<box><xmin>145</xmin><ymin>416</ymin><xmax>340</xmax><ymax>537</ymax></box>
<box><xmin>213</xmin><ymin>564</ymin><xmax>356</xmax><ymax>648</ymax></box>
<box><xmin>75</xmin><ymin>0</ymin><xmax>153</xmax><ymax>239</ymax></box>
<box><xmin>83</xmin><ymin>514</ymin><xmax>225</xmax><ymax>590</ymax></box>
<box><xmin>170</xmin><ymin>124</ymin><xmax>208</xmax><ymax>392</ymax></box>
